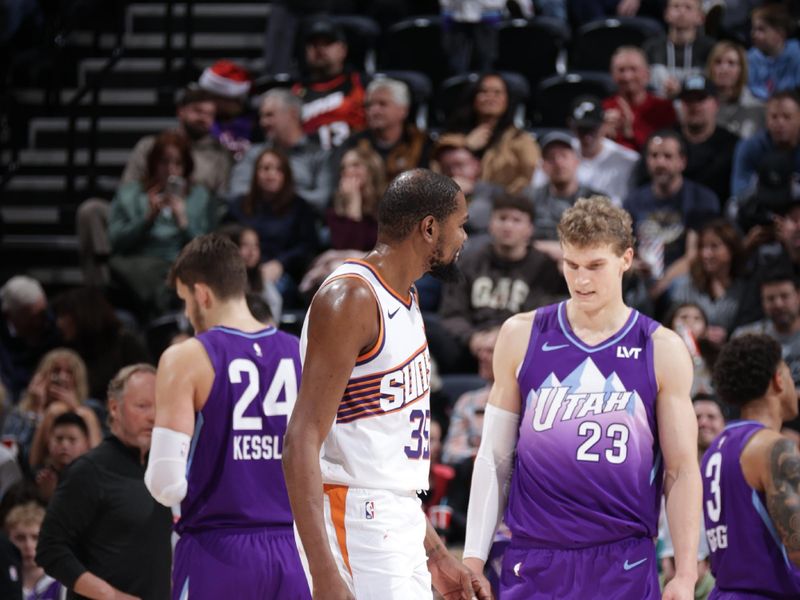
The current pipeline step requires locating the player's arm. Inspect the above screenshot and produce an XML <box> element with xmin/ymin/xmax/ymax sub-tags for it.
<box><xmin>462</xmin><ymin>313</ymin><xmax>531</xmax><ymax>574</ymax></box>
<box><xmin>744</xmin><ymin>428</ymin><xmax>800</xmax><ymax>567</ymax></box>
<box><xmin>144</xmin><ymin>339</ymin><xmax>211</xmax><ymax>507</ymax></box>
<box><xmin>654</xmin><ymin>327</ymin><xmax>702</xmax><ymax>598</ymax></box>
<box><xmin>282</xmin><ymin>279</ymin><xmax>377</xmax><ymax>596</ymax></box>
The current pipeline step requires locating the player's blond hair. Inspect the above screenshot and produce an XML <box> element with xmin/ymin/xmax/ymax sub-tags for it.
<box><xmin>4</xmin><ymin>502</ymin><xmax>44</xmax><ymax>533</ymax></box>
<box><xmin>557</xmin><ymin>196</ymin><xmax>635</xmax><ymax>256</ymax></box>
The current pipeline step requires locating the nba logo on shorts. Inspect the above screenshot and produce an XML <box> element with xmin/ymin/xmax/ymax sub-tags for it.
<box><xmin>365</xmin><ymin>501</ymin><xmax>375</xmax><ymax>520</ymax></box>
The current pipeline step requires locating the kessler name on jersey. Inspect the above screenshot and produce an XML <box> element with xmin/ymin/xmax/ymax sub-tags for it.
<box><xmin>233</xmin><ymin>434</ymin><xmax>283</xmax><ymax>461</ymax></box>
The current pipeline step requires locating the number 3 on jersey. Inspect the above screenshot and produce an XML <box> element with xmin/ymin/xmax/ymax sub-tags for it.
<box><xmin>405</xmin><ymin>409</ymin><xmax>430</xmax><ymax>460</ymax></box>
<box><xmin>229</xmin><ymin>358</ymin><xmax>297</xmax><ymax>430</ymax></box>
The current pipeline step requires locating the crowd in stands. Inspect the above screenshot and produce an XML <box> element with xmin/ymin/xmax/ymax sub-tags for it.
<box><xmin>1</xmin><ymin>0</ymin><xmax>800</xmax><ymax>597</ymax></box>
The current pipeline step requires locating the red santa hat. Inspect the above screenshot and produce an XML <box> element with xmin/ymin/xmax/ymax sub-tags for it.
<box><xmin>198</xmin><ymin>60</ymin><xmax>252</xmax><ymax>99</ymax></box>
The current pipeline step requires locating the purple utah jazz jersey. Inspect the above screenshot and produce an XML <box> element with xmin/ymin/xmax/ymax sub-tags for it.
<box><xmin>509</xmin><ymin>302</ymin><xmax>662</xmax><ymax>548</ymax></box>
<box><xmin>176</xmin><ymin>326</ymin><xmax>300</xmax><ymax>534</ymax></box>
<box><xmin>702</xmin><ymin>421</ymin><xmax>800</xmax><ymax>598</ymax></box>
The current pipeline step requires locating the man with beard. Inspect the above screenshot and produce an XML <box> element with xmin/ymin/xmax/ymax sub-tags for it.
<box><xmin>733</xmin><ymin>268</ymin><xmax>800</xmax><ymax>391</ymax></box>
<box><xmin>284</xmin><ymin>170</ymin><xmax>489</xmax><ymax>600</ymax></box>
<box><xmin>76</xmin><ymin>86</ymin><xmax>231</xmax><ymax>285</ymax></box>
<box><xmin>144</xmin><ymin>234</ymin><xmax>310</xmax><ymax>599</ymax></box>
<box><xmin>623</xmin><ymin>130</ymin><xmax>719</xmax><ymax>299</ymax></box>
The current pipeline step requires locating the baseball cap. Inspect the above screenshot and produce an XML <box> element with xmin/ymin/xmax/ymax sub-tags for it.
<box><xmin>569</xmin><ymin>95</ymin><xmax>604</xmax><ymax>128</ymax></box>
<box><xmin>679</xmin><ymin>75</ymin><xmax>717</xmax><ymax>100</ymax></box>
<box><xmin>539</xmin><ymin>131</ymin><xmax>577</xmax><ymax>153</ymax></box>
<box><xmin>304</xmin><ymin>17</ymin><xmax>346</xmax><ymax>44</ymax></box>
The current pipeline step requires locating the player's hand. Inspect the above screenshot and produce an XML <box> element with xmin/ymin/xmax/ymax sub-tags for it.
<box><xmin>661</xmin><ymin>574</ymin><xmax>695</xmax><ymax>600</ymax></box>
<box><xmin>463</xmin><ymin>557</ymin><xmax>494</xmax><ymax>600</ymax></box>
<box><xmin>312</xmin><ymin>573</ymin><xmax>355</xmax><ymax>600</ymax></box>
<box><xmin>430</xmin><ymin>550</ymin><xmax>492</xmax><ymax>600</ymax></box>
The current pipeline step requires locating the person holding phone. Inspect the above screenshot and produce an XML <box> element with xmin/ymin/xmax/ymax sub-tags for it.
<box><xmin>108</xmin><ymin>130</ymin><xmax>215</xmax><ymax>320</ymax></box>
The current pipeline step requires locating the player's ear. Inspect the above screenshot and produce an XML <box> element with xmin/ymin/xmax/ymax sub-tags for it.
<box><xmin>621</xmin><ymin>247</ymin><xmax>634</xmax><ymax>272</ymax></box>
<box><xmin>195</xmin><ymin>283</ymin><xmax>213</xmax><ymax>308</ymax></box>
<box><xmin>420</xmin><ymin>215</ymin><xmax>436</xmax><ymax>243</ymax></box>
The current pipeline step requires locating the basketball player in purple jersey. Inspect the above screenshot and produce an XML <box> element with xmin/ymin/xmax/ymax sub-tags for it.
<box><xmin>143</xmin><ymin>234</ymin><xmax>310</xmax><ymax>599</ymax></box>
<box><xmin>463</xmin><ymin>196</ymin><xmax>702</xmax><ymax>600</ymax></box>
<box><xmin>701</xmin><ymin>334</ymin><xmax>800</xmax><ymax>598</ymax></box>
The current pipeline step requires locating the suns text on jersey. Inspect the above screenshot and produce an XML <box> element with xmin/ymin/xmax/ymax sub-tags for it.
<box><xmin>379</xmin><ymin>350</ymin><xmax>431</xmax><ymax>412</ymax></box>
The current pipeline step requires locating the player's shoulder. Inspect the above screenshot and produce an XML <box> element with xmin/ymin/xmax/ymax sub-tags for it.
<box><xmin>158</xmin><ymin>336</ymin><xmax>208</xmax><ymax>370</ymax></box>
<box><xmin>312</xmin><ymin>273</ymin><xmax>377</xmax><ymax>315</ymax></box>
<box><xmin>740</xmin><ymin>426</ymin><xmax>795</xmax><ymax>490</ymax></box>
<box><xmin>501</xmin><ymin>310</ymin><xmax>536</xmax><ymax>337</ymax></box>
<box><xmin>651</xmin><ymin>324</ymin><xmax>688</xmax><ymax>354</ymax></box>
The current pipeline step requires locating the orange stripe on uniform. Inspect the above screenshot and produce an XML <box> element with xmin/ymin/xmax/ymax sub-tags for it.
<box><xmin>323</xmin><ymin>484</ymin><xmax>352</xmax><ymax>575</ymax></box>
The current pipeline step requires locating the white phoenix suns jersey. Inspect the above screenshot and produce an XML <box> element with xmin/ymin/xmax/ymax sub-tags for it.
<box><xmin>300</xmin><ymin>259</ymin><xmax>432</xmax><ymax>492</ymax></box>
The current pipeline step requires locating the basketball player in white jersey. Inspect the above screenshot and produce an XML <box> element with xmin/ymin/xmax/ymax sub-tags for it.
<box><xmin>284</xmin><ymin>169</ymin><xmax>489</xmax><ymax>600</ymax></box>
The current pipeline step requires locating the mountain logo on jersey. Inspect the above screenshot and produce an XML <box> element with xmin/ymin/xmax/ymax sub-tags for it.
<box><xmin>527</xmin><ymin>357</ymin><xmax>638</xmax><ymax>432</ymax></box>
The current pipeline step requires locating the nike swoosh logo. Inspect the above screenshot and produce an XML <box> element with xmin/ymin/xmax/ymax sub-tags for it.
<box><xmin>388</xmin><ymin>307</ymin><xmax>400</xmax><ymax>319</ymax></box>
<box><xmin>623</xmin><ymin>558</ymin><xmax>647</xmax><ymax>571</ymax></box>
<box><xmin>541</xmin><ymin>342</ymin><xmax>569</xmax><ymax>352</ymax></box>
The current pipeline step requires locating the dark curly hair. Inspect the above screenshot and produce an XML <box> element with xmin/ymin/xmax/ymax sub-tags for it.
<box><xmin>712</xmin><ymin>334</ymin><xmax>782</xmax><ymax>407</ymax></box>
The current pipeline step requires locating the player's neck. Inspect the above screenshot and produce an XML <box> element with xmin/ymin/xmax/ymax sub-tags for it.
<box><xmin>740</xmin><ymin>399</ymin><xmax>783</xmax><ymax>432</ymax></box>
<box><xmin>565</xmin><ymin>297</ymin><xmax>630</xmax><ymax>339</ymax></box>
<box><xmin>363</xmin><ymin>243</ymin><xmax>423</xmax><ymax>298</ymax></box>
<box><xmin>207</xmin><ymin>298</ymin><xmax>268</xmax><ymax>333</ymax></box>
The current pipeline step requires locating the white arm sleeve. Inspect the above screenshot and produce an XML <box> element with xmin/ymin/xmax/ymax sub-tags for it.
<box><xmin>144</xmin><ymin>426</ymin><xmax>192</xmax><ymax>507</ymax></box>
<box><xmin>462</xmin><ymin>403</ymin><xmax>519</xmax><ymax>563</ymax></box>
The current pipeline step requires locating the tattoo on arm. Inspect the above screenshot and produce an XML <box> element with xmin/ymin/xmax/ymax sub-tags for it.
<box><xmin>767</xmin><ymin>439</ymin><xmax>800</xmax><ymax>553</ymax></box>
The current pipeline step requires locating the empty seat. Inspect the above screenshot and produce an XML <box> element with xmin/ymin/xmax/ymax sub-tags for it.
<box><xmin>378</xmin><ymin>16</ymin><xmax>449</xmax><ymax>86</ymax></box>
<box><xmin>496</xmin><ymin>17</ymin><xmax>570</xmax><ymax>90</ymax></box>
<box><xmin>534</xmin><ymin>72</ymin><xmax>616</xmax><ymax>127</ymax></box>
<box><xmin>571</xmin><ymin>17</ymin><xmax>664</xmax><ymax>71</ymax></box>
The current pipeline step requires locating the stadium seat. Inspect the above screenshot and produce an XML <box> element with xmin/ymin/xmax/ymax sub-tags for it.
<box><xmin>571</xmin><ymin>17</ymin><xmax>665</xmax><ymax>71</ymax></box>
<box><xmin>372</xmin><ymin>70</ymin><xmax>433</xmax><ymax>130</ymax></box>
<box><xmin>330</xmin><ymin>15</ymin><xmax>381</xmax><ymax>74</ymax></box>
<box><xmin>534</xmin><ymin>72</ymin><xmax>616</xmax><ymax>127</ymax></box>
<box><xmin>433</xmin><ymin>71</ymin><xmax>530</xmax><ymax>129</ymax></box>
<box><xmin>378</xmin><ymin>16</ymin><xmax>449</xmax><ymax>87</ymax></box>
<box><xmin>495</xmin><ymin>18</ymin><xmax>570</xmax><ymax>91</ymax></box>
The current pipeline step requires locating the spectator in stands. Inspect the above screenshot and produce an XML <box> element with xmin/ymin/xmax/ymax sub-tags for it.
<box><xmin>197</xmin><ymin>60</ymin><xmax>254</xmax><ymax>160</ymax></box>
<box><xmin>624</xmin><ymin>130</ymin><xmax>719</xmax><ymax>298</ymax></box>
<box><xmin>569</xmin><ymin>0</ymin><xmax>648</xmax><ymax>25</ymax></box>
<box><xmin>123</xmin><ymin>86</ymin><xmax>231</xmax><ymax>196</ymax></box>
<box><xmin>51</xmin><ymin>287</ymin><xmax>149</xmax><ymax>401</ymax></box>
<box><xmin>668</xmin><ymin>302</ymin><xmax>718</xmax><ymax>395</ymax></box>
<box><xmin>1</xmin><ymin>349</ymin><xmax>100</xmax><ymax>470</ymax></box>
<box><xmin>36</xmin><ymin>364</ymin><xmax>171</xmax><ymax>599</ymax></box>
<box><xmin>229</xmin><ymin>89</ymin><xmax>334</xmax><ymax>214</ymax></box>
<box><xmin>227</xmin><ymin>148</ymin><xmax>318</xmax><ymax>306</ymax></box>
<box><xmin>431</xmin><ymin>135</ymin><xmax>504</xmax><ymax>235</ymax></box>
<box><xmin>77</xmin><ymin>86</ymin><xmax>231</xmax><ymax>287</ymax></box>
<box><xmin>441</xmin><ymin>327</ymin><xmax>499</xmax><ymax>466</ymax></box>
<box><xmin>670</xmin><ymin>219</ymin><xmax>759</xmax><ymax>339</ymax></box>
<box><xmin>217</xmin><ymin>224</ymin><xmax>283</xmax><ymax>323</ymax></box>
<box><xmin>443</xmin><ymin>73</ymin><xmax>540</xmax><ymax>194</ymax></box>
<box><xmin>694</xmin><ymin>393</ymin><xmax>725</xmax><ymax>453</ymax></box>
<box><xmin>603</xmin><ymin>46</ymin><xmax>677</xmax><ymax>151</ymax></box>
<box><xmin>292</xmin><ymin>17</ymin><xmax>366</xmax><ymax>149</ymax></box>
<box><xmin>439</xmin><ymin>0</ymin><xmax>503</xmax><ymax>74</ymax></box>
<box><xmin>643</xmin><ymin>0</ymin><xmax>715</xmax><ymax>99</ymax></box>
<box><xmin>341</xmin><ymin>78</ymin><xmax>433</xmax><ymax>182</ymax></box>
<box><xmin>328</xmin><ymin>146</ymin><xmax>384</xmax><ymax>251</ymax></box>
<box><xmin>732</xmin><ymin>268</ymin><xmax>800</xmax><ymax>388</ymax></box>
<box><xmin>0</xmin><ymin>277</ymin><xmax>60</xmax><ymax>403</ymax></box>
<box><xmin>31</xmin><ymin>412</ymin><xmax>90</xmax><ymax>503</ymax></box>
<box><xmin>434</xmin><ymin>193</ymin><xmax>566</xmax><ymax>372</ymax></box>
<box><xmin>108</xmin><ymin>130</ymin><xmax>215</xmax><ymax>320</ymax></box>
<box><xmin>567</xmin><ymin>95</ymin><xmax>639</xmax><ymax>206</ymax></box>
<box><xmin>677</xmin><ymin>74</ymin><xmax>739</xmax><ymax>205</ymax></box>
<box><xmin>731</xmin><ymin>91</ymin><xmax>800</xmax><ymax>198</ymax></box>
<box><xmin>706</xmin><ymin>40</ymin><xmax>764</xmax><ymax>139</ymax></box>
<box><xmin>746</xmin><ymin>3</ymin><xmax>800</xmax><ymax>102</ymax></box>
<box><xmin>526</xmin><ymin>132</ymin><xmax>601</xmax><ymax>258</ymax></box>
<box><xmin>5</xmin><ymin>503</ymin><xmax>62</xmax><ymax>600</ymax></box>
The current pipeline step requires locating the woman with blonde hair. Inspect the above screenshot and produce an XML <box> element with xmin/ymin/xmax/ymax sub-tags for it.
<box><xmin>706</xmin><ymin>40</ymin><xmax>764</xmax><ymax>138</ymax></box>
<box><xmin>1</xmin><ymin>349</ymin><xmax>101</xmax><ymax>469</ymax></box>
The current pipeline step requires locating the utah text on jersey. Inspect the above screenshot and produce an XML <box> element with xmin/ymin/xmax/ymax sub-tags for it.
<box><xmin>337</xmin><ymin>343</ymin><xmax>432</xmax><ymax>424</ymax></box>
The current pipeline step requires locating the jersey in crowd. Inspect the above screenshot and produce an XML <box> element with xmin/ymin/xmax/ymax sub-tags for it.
<box><xmin>177</xmin><ymin>326</ymin><xmax>301</xmax><ymax>533</ymax></box>
<box><xmin>701</xmin><ymin>421</ymin><xmax>800</xmax><ymax>598</ymax></box>
<box><xmin>293</xmin><ymin>72</ymin><xmax>366</xmax><ymax>149</ymax></box>
<box><xmin>509</xmin><ymin>301</ymin><xmax>662</xmax><ymax>548</ymax></box>
<box><xmin>300</xmin><ymin>259</ymin><xmax>432</xmax><ymax>492</ymax></box>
